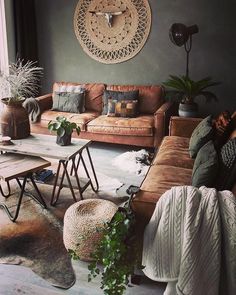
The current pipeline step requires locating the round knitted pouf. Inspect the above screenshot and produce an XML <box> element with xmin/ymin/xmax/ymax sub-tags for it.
<box><xmin>63</xmin><ymin>199</ymin><xmax>118</xmax><ymax>261</ymax></box>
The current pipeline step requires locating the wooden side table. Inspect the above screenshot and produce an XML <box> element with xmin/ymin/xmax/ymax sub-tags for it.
<box><xmin>0</xmin><ymin>153</ymin><xmax>51</xmax><ymax>222</ymax></box>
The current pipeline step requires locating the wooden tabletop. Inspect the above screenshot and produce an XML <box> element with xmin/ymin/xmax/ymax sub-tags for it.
<box><xmin>0</xmin><ymin>153</ymin><xmax>51</xmax><ymax>181</ymax></box>
<box><xmin>0</xmin><ymin>133</ymin><xmax>91</xmax><ymax>161</ymax></box>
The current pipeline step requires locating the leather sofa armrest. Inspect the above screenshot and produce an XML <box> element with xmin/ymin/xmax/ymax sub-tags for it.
<box><xmin>36</xmin><ymin>93</ymin><xmax>53</xmax><ymax>113</ymax></box>
<box><xmin>169</xmin><ymin>116</ymin><xmax>202</xmax><ymax>138</ymax></box>
<box><xmin>154</xmin><ymin>101</ymin><xmax>178</xmax><ymax>147</ymax></box>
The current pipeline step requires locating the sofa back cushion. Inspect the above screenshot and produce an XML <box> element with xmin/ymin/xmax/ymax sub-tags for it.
<box><xmin>52</xmin><ymin>82</ymin><xmax>105</xmax><ymax>113</ymax></box>
<box><xmin>106</xmin><ymin>85</ymin><xmax>164</xmax><ymax>114</ymax></box>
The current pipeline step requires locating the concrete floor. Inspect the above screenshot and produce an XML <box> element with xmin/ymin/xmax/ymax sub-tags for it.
<box><xmin>0</xmin><ymin>142</ymin><xmax>166</xmax><ymax>295</ymax></box>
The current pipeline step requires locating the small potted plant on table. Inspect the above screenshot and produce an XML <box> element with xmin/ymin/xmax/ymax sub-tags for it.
<box><xmin>48</xmin><ymin>116</ymin><xmax>80</xmax><ymax>146</ymax></box>
<box><xmin>163</xmin><ymin>75</ymin><xmax>220</xmax><ymax>117</ymax></box>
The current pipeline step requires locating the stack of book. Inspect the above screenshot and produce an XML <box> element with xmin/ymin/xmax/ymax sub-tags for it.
<box><xmin>33</xmin><ymin>169</ymin><xmax>54</xmax><ymax>183</ymax></box>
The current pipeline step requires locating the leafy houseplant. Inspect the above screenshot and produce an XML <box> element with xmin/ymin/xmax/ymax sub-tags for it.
<box><xmin>69</xmin><ymin>198</ymin><xmax>142</xmax><ymax>295</ymax></box>
<box><xmin>48</xmin><ymin>116</ymin><xmax>81</xmax><ymax>146</ymax></box>
<box><xmin>0</xmin><ymin>59</ymin><xmax>43</xmax><ymax>139</ymax></box>
<box><xmin>163</xmin><ymin>75</ymin><xmax>220</xmax><ymax>117</ymax></box>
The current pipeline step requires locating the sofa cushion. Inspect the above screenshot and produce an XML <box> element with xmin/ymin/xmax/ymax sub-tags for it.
<box><xmin>106</xmin><ymin>85</ymin><xmax>164</xmax><ymax>114</ymax></box>
<box><xmin>217</xmin><ymin>138</ymin><xmax>236</xmax><ymax>190</ymax></box>
<box><xmin>192</xmin><ymin>140</ymin><xmax>219</xmax><ymax>188</ymax></box>
<box><xmin>153</xmin><ymin>136</ymin><xmax>194</xmax><ymax>169</ymax></box>
<box><xmin>40</xmin><ymin>110</ymin><xmax>99</xmax><ymax>131</ymax></box>
<box><xmin>102</xmin><ymin>90</ymin><xmax>139</xmax><ymax>115</ymax></box>
<box><xmin>52</xmin><ymin>92</ymin><xmax>85</xmax><ymax>113</ymax></box>
<box><xmin>140</xmin><ymin>164</ymin><xmax>192</xmax><ymax>198</ymax></box>
<box><xmin>53</xmin><ymin>82</ymin><xmax>105</xmax><ymax>113</ymax></box>
<box><xmin>107</xmin><ymin>99</ymin><xmax>138</xmax><ymax>118</ymax></box>
<box><xmin>189</xmin><ymin>115</ymin><xmax>214</xmax><ymax>158</ymax></box>
<box><xmin>87</xmin><ymin>115</ymin><xmax>154</xmax><ymax>136</ymax></box>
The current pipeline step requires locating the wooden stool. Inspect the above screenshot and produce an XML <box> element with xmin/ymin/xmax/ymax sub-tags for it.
<box><xmin>0</xmin><ymin>153</ymin><xmax>51</xmax><ymax>222</ymax></box>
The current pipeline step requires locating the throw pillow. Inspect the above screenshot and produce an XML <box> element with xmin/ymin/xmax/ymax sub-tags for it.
<box><xmin>212</xmin><ymin>110</ymin><xmax>233</xmax><ymax>149</ymax></box>
<box><xmin>107</xmin><ymin>99</ymin><xmax>138</xmax><ymax>118</ymax></box>
<box><xmin>189</xmin><ymin>115</ymin><xmax>214</xmax><ymax>158</ymax></box>
<box><xmin>102</xmin><ymin>90</ymin><xmax>139</xmax><ymax>115</ymax></box>
<box><xmin>52</xmin><ymin>92</ymin><xmax>85</xmax><ymax>113</ymax></box>
<box><xmin>192</xmin><ymin>140</ymin><xmax>218</xmax><ymax>188</ymax></box>
<box><xmin>217</xmin><ymin>138</ymin><xmax>236</xmax><ymax>190</ymax></box>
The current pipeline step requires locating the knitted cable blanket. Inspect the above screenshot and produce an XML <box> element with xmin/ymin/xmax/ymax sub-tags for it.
<box><xmin>142</xmin><ymin>186</ymin><xmax>236</xmax><ymax>295</ymax></box>
<box><xmin>23</xmin><ymin>97</ymin><xmax>41</xmax><ymax>123</ymax></box>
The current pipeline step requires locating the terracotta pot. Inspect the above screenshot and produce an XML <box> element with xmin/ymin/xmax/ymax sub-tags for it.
<box><xmin>178</xmin><ymin>102</ymin><xmax>199</xmax><ymax>118</ymax></box>
<box><xmin>0</xmin><ymin>98</ymin><xmax>30</xmax><ymax>139</ymax></box>
<box><xmin>56</xmin><ymin>133</ymin><xmax>72</xmax><ymax>146</ymax></box>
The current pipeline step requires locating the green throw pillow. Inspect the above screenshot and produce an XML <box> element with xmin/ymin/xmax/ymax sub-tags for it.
<box><xmin>192</xmin><ymin>140</ymin><xmax>218</xmax><ymax>188</ymax></box>
<box><xmin>52</xmin><ymin>92</ymin><xmax>85</xmax><ymax>113</ymax></box>
<box><xmin>189</xmin><ymin>115</ymin><xmax>214</xmax><ymax>158</ymax></box>
<box><xmin>102</xmin><ymin>90</ymin><xmax>139</xmax><ymax>115</ymax></box>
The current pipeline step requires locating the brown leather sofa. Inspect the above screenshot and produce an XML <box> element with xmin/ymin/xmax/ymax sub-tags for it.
<box><xmin>132</xmin><ymin>115</ymin><xmax>236</xmax><ymax>229</ymax></box>
<box><xmin>31</xmin><ymin>82</ymin><xmax>177</xmax><ymax>148</ymax></box>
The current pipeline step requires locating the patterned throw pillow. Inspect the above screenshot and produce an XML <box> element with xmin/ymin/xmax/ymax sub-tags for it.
<box><xmin>107</xmin><ymin>99</ymin><xmax>138</xmax><ymax>118</ymax></box>
<box><xmin>189</xmin><ymin>115</ymin><xmax>214</xmax><ymax>158</ymax></box>
<box><xmin>217</xmin><ymin>138</ymin><xmax>236</xmax><ymax>190</ymax></box>
<box><xmin>52</xmin><ymin>92</ymin><xmax>85</xmax><ymax>113</ymax></box>
<box><xmin>102</xmin><ymin>90</ymin><xmax>139</xmax><ymax>115</ymax></box>
<box><xmin>192</xmin><ymin>140</ymin><xmax>218</xmax><ymax>188</ymax></box>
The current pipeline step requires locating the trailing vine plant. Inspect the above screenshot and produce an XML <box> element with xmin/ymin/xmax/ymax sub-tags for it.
<box><xmin>69</xmin><ymin>196</ymin><xmax>142</xmax><ymax>295</ymax></box>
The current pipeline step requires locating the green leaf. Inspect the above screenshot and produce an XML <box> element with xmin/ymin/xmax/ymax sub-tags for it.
<box><xmin>57</xmin><ymin>127</ymin><xmax>65</xmax><ymax>137</ymax></box>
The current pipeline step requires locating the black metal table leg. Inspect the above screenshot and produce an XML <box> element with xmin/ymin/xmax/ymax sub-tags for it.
<box><xmin>0</xmin><ymin>181</ymin><xmax>11</xmax><ymax>198</ymax></box>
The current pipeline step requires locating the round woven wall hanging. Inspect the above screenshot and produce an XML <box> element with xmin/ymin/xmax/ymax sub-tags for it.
<box><xmin>74</xmin><ymin>0</ymin><xmax>152</xmax><ymax>64</ymax></box>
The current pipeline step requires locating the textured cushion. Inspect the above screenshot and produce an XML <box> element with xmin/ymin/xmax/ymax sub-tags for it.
<box><xmin>87</xmin><ymin>115</ymin><xmax>154</xmax><ymax>136</ymax></box>
<box><xmin>217</xmin><ymin>138</ymin><xmax>236</xmax><ymax>190</ymax></box>
<box><xmin>107</xmin><ymin>99</ymin><xmax>138</xmax><ymax>118</ymax></box>
<box><xmin>102</xmin><ymin>90</ymin><xmax>139</xmax><ymax>115</ymax></box>
<box><xmin>40</xmin><ymin>110</ymin><xmax>99</xmax><ymax>131</ymax></box>
<box><xmin>189</xmin><ymin>115</ymin><xmax>214</xmax><ymax>158</ymax></box>
<box><xmin>106</xmin><ymin>85</ymin><xmax>164</xmax><ymax>114</ymax></box>
<box><xmin>192</xmin><ymin>140</ymin><xmax>218</xmax><ymax>188</ymax></box>
<box><xmin>153</xmin><ymin>136</ymin><xmax>194</xmax><ymax>169</ymax></box>
<box><xmin>52</xmin><ymin>92</ymin><xmax>85</xmax><ymax>113</ymax></box>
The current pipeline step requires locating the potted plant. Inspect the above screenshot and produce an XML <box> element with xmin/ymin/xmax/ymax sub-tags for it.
<box><xmin>0</xmin><ymin>59</ymin><xmax>43</xmax><ymax>139</ymax></box>
<box><xmin>163</xmin><ymin>75</ymin><xmax>220</xmax><ymax>117</ymax></box>
<box><xmin>48</xmin><ymin>116</ymin><xmax>81</xmax><ymax>146</ymax></box>
<box><xmin>69</xmin><ymin>197</ymin><xmax>142</xmax><ymax>295</ymax></box>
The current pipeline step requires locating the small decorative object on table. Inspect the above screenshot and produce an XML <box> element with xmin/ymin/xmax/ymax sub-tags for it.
<box><xmin>48</xmin><ymin>116</ymin><xmax>80</xmax><ymax>146</ymax></box>
<box><xmin>0</xmin><ymin>59</ymin><xmax>43</xmax><ymax>139</ymax></box>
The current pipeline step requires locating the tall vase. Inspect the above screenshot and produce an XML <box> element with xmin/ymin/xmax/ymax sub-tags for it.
<box><xmin>0</xmin><ymin>98</ymin><xmax>30</xmax><ymax>139</ymax></box>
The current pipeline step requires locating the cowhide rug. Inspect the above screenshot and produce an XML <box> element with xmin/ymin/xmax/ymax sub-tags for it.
<box><xmin>112</xmin><ymin>149</ymin><xmax>153</xmax><ymax>176</ymax></box>
<box><xmin>0</xmin><ymin>172</ymin><xmax>124</xmax><ymax>289</ymax></box>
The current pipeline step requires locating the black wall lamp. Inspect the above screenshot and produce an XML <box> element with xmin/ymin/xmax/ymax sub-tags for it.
<box><xmin>169</xmin><ymin>23</ymin><xmax>199</xmax><ymax>78</ymax></box>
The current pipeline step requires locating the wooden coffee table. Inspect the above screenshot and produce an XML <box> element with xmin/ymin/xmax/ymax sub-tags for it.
<box><xmin>0</xmin><ymin>153</ymin><xmax>50</xmax><ymax>221</ymax></box>
<box><xmin>0</xmin><ymin>134</ymin><xmax>99</xmax><ymax>206</ymax></box>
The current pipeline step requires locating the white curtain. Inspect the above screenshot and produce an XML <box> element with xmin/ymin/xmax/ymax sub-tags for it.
<box><xmin>0</xmin><ymin>0</ymin><xmax>9</xmax><ymax>101</ymax></box>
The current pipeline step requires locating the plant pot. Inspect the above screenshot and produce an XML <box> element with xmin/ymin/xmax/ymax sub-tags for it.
<box><xmin>178</xmin><ymin>102</ymin><xmax>198</xmax><ymax>118</ymax></box>
<box><xmin>0</xmin><ymin>98</ymin><xmax>30</xmax><ymax>139</ymax></box>
<box><xmin>56</xmin><ymin>133</ymin><xmax>72</xmax><ymax>146</ymax></box>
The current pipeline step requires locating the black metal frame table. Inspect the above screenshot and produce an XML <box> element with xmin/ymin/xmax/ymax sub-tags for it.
<box><xmin>0</xmin><ymin>134</ymin><xmax>99</xmax><ymax>206</ymax></box>
<box><xmin>0</xmin><ymin>153</ymin><xmax>50</xmax><ymax>222</ymax></box>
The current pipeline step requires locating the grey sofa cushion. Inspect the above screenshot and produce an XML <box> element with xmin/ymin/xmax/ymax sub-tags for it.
<box><xmin>192</xmin><ymin>140</ymin><xmax>218</xmax><ymax>188</ymax></box>
<box><xmin>52</xmin><ymin>92</ymin><xmax>85</xmax><ymax>113</ymax></box>
<box><xmin>189</xmin><ymin>116</ymin><xmax>214</xmax><ymax>158</ymax></box>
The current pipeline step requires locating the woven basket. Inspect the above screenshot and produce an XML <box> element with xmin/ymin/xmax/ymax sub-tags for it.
<box><xmin>63</xmin><ymin>199</ymin><xmax>118</xmax><ymax>261</ymax></box>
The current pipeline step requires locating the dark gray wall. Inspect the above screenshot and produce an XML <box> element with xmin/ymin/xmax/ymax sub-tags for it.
<box><xmin>22</xmin><ymin>1</ymin><xmax>236</xmax><ymax>115</ymax></box>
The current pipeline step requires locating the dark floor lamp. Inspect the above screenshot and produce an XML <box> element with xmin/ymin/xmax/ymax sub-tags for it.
<box><xmin>169</xmin><ymin>23</ymin><xmax>199</xmax><ymax>78</ymax></box>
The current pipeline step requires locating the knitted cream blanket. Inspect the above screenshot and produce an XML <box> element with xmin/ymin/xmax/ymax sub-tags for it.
<box><xmin>142</xmin><ymin>186</ymin><xmax>236</xmax><ymax>295</ymax></box>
